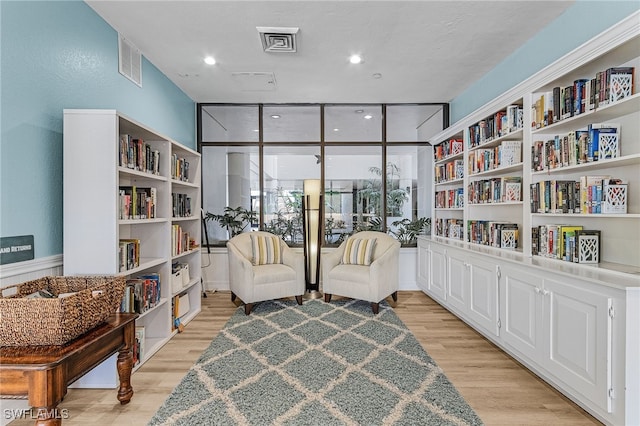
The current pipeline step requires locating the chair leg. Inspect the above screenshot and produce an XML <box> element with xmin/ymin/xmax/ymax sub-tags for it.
<box><xmin>391</xmin><ymin>291</ymin><xmax>398</xmax><ymax>302</ymax></box>
<box><xmin>371</xmin><ymin>302</ymin><xmax>379</xmax><ymax>315</ymax></box>
<box><xmin>324</xmin><ymin>293</ymin><xmax>332</xmax><ymax>303</ymax></box>
<box><xmin>295</xmin><ymin>295</ymin><xmax>303</xmax><ymax>305</ymax></box>
<box><xmin>231</xmin><ymin>292</ymin><xmax>237</xmax><ymax>302</ymax></box>
<box><xmin>244</xmin><ymin>303</ymin><xmax>253</xmax><ymax>315</ymax></box>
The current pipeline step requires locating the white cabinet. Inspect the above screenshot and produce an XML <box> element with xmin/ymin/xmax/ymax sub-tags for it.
<box><xmin>428</xmin><ymin>242</ymin><xmax>447</xmax><ymax>303</ymax></box>
<box><xmin>416</xmin><ymin>239</ymin><xmax>430</xmax><ymax>293</ymax></box>
<box><xmin>500</xmin><ymin>263</ymin><xmax>544</xmax><ymax>362</ymax></box>
<box><xmin>445</xmin><ymin>248</ymin><xmax>467</xmax><ymax>315</ymax></box>
<box><xmin>543</xmin><ymin>276</ymin><xmax>613</xmax><ymax>415</ymax></box>
<box><xmin>63</xmin><ymin>109</ymin><xmax>201</xmax><ymax>386</ymax></box>
<box><xmin>467</xmin><ymin>253</ymin><xmax>499</xmax><ymax>337</ymax></box>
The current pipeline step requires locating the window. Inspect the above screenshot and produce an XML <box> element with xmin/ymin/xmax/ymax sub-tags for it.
<box><xmin>201</xmin><ymin>146</ymin><xmax>259</xmax><ymax>243</ymax></box>
<box><xmin>198</xmin><ymin>103</ymin><xmax>446</xmax><ymax>246</ymax></box>
<box><xmin>263</xmin><ymin>146</ymin><xmax>320</xmax><ymax>245</ymax></box>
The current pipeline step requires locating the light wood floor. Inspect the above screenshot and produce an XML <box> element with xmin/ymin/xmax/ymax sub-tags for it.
<box><xmin>8</xmin><ymin>291</ymin><xmax>600</xmax><ymax>425</ymax></box>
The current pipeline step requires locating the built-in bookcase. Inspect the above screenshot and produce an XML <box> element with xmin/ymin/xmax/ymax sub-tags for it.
<box><xmin>423</xmin><ymin>13</ymin><xmax>639</xmax><ymax>426</ymax></box>
<box><xmin>63</xmin><ymin>109</ymin><xmax>201</xmax><ymax>387</ymax></box>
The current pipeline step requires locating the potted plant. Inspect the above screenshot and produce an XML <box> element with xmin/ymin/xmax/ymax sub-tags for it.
<box><xmin>205</xmin><ymin>206</ymin><xmax>257</xmax><ymax>240</ymax></box>
<box><xmin>389</xmin><ymin>217</ymin><xmax>431</xmax><ymax>245</ymax></box>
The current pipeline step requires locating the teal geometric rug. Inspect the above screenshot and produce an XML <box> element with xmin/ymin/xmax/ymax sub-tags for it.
<box><xmin>148</xmin><ymin>299</ymin><xmax>483</xmax><ymax>426</ymax></box>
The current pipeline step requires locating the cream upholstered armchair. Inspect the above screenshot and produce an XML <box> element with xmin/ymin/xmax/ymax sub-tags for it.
<box><xmin>322</xmin><ymin>231</ymin><xmax>401</xmax><ymax>314</ymax></box>
<box><xmin>227</xmin><ymin>231</ymin><xmax>305</xmax><ymax>315</ymax></box>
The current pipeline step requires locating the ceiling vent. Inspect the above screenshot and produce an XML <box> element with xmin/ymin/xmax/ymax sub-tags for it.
<box><xmin>118</xmin><ymin>34</ymin><xmax>142</xmax><ymax>87</ymax></box>
<box><xmin>256</xmin><ymin>27</ymin><xmax>299</xmax><ymax>53</ymax></box>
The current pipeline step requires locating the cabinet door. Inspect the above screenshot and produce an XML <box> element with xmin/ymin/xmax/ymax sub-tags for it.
<box><xmin>417</xmin><ymin>241</ymin><xmax>430</xmax><ymax>293</ymax></box>
<box><xmin>429</xmin><ymin>244</ymin><xmax>447</xmax><ymax>302</ymax></box>
<box><xmin>446</xmin><ymin>249</ymin><xmax>468</xmax><ymax>315</ymax></box>
<box><xmin>467</xmin><ymin>254</ymin><xmax>499</xmax><ymax>337</ymax></box>
<box><xmin>543</xmin><ymin>278</ymin><xmax>612</xmax><ymax>414</ymax></box>
<box><xmin>500</xmin><ymin>264</ymin><xmax>544</xmax><ymax>363</ymax></box>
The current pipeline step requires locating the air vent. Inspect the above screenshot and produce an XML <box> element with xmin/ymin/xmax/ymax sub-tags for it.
<box><xmin>256</xmin><ymin>27</ymin><xmax>299</xmax><ymax>53</ymax></box>
<box><xmin>118</xmin><ymin>34</ymin><xmax>142</xmax><ymax>87</ymax></box>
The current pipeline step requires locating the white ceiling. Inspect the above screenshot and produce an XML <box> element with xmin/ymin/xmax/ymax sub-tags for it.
<box><xmin>86</xmin><ymin>0</ymin><xmax>575</xmax><ymax>105</ymax></box>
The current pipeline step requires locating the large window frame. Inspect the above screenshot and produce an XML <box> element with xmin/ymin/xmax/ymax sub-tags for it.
<box><xmin>198</xmin><ymin>103</ymin><xmax>449</xmax><ymax>247</ymax></box>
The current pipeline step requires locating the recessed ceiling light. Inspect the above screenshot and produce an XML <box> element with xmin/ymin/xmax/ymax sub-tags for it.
<box><xmin>204</xmin><ymin>56</ymin><xmax>216</xmax><ymax>65</ymax></box>
<box><xmin>271</xmin><ymin>114</ymin><xmax>281</xmax><ymax>119</ymax></box>
<box><xmin>349</xmin><ymin>54</ymin><xmax>363</xmax><ymax>64</ymax></box>
<box><xmin>364</xmin><ymin>114</ymin><xmax>373</xmax><ymax>120</ymax></box>
<box><xmin>333</xmin><ymin>128</ymin><xmax>339</xmax><ymax>132</ymax></box>
<box><xmin>372</xmin><ymin>73</ymin><xmax>382</xmax><ymax>79</ymax></box>
<box><xmin>355</xmin><ymin>109</ymin><xmax>364</xmax><ymax>114</ymax></box>
<box><xmin>253</xmin><ymin>129</ymin><xmax>259</xmax><ymax>132</ymax></box>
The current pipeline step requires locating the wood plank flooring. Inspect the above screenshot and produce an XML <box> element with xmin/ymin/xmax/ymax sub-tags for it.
<box><xmin>6</xmin><ymin>291</ymin><xmax>600</xmax><ymax>425</ymax></box>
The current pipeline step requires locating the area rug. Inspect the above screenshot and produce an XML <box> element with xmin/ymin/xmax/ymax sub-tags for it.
<box><xmin>148</xmin><ymin>299</ymin><xmax>483</xmax><ymax>426</ymax></box>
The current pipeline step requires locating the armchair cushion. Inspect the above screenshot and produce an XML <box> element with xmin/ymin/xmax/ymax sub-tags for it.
<box><xmin>250</xmin><ymin>234</ymin><xmax>282</xmax><ymax>265</ymax></box>
<box><xmin>341</xmin><ymin>237</ymin><xmax>377</xmax><ymax>265</ymax></box>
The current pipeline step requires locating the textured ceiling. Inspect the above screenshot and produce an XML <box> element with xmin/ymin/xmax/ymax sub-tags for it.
<box><xmin>86</xmin><ymin>1</ymin><xmax>575</xmax><ymax>104</ymax></box>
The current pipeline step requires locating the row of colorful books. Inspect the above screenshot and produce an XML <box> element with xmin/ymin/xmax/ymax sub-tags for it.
<box><xmin>530</xmin><ymin>176</ymin><xmax>627</xmax><ymax>215</ymax></box>
<box><xmin>531</xmin><ymin>122</ymin><xmax>620</xmax><ymax>171</ymax></box>
<box><xmin>532</xmin><ymin>66</ymin><xmax>634</xmax><ymax>129</ymax></box>
<box><xmin>434</xmin><ymin>159</ymin><xmax>464</xmax><ymax>184</ymax></box>
<box><xmin>433</xmin><ymin>218</ymin><xmax>463</xmax><ymax>240</ymax></box>
<box><xmin>434</xmin><ymin>138</ymin><xmax>463</xmax><ymax>161</ymax></box>
<box><xmin>171</xmin><ymin>224</ymin><xmax>193</xmax><ymax>256</ymax></box>
<box><xmin>119</xmin><ymin>134</ymin><xmax>161</xmax><ymax>175</ymax></box>
<box><xmin>469</xmin><ymin>105</ymin><xmax>524</xmax><ymax>148</ymax></box>
<box><xmin>118</xmin><ymin>238</ymin><xmax>140</xmax><ymax>272</ymax></box>
<box><xmin>171</xmin><ymin>154</ymin><xmax>190</xmax><ymax>182</ymax></box>
<box><xmin>119</xmin><ymin>273</ymin><xmax>161</xmax><ymax>315</ymax></box>
<box><xmin>468</xmin><ymin>177</ymin><xmax>522</xmax><ymax>204</ymax></box>
<box><xmin>119</xmin><ymin>186</ymin><xmax>157</xmax><ymax>220</ymax></box>
<box><xmin>467</xmin><ymin>221</ymin><xmax>519</xmax><ymax>249</ymax></box>
<box><xmin>468</xmin><ymin>140</ymin><xmax>522</xmax><ymax>175</ymax></box>
<box><xmin>532</xmin><ymin>225</ymin><xmax>600</xmax><ymax>264</ymax></box>
<box><xmin>435</xmin><ymin>188</ymin><xmax>464</xmax><ymax>209</ymax></box>
<box><xmin>172</xmin><ymin>192</ymin><xmax>192</xmax><ymax>218</ymax></box>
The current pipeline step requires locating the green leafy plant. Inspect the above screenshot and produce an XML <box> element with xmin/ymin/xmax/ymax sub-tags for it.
<box><xmin>389</xmin><ymin>217</ymin><xmax>431</xmax><ymax>245</ymax></box>
<box><xmin>357</xmin><ymin>162</ymin><xmax>409</xmax><ymax>217</ymax></box>
<box><xmin>205</xmin><ymin>206</ymin><xmax>256</xmax><ymax>239</ymax></box>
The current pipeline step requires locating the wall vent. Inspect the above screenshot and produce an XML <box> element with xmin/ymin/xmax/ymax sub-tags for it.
<box><xmin>118</xmin><ymin>34</ymin><xmax>142</xmax><ymax>87</ymax></box>
<box><xmin>256</xmin><ymin>27</ymin><xmax>299</xmax><ymax>53</ymax></box>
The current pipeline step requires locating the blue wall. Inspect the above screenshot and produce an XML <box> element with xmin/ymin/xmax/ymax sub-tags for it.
<box><xmin>450</xmin><ymin>1</ymin><xmax>640</xmax><ymax>123</ymax></box>
<box><xmin>0</xmin><ymin>1</ymin><xmax>195</xmax><ymax>259</ymax></box>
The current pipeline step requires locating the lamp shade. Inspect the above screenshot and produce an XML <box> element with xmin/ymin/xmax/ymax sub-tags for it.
<box><xmin>303</xmin><ymin>179</ymin><xmax>321</xmax><ymax>288</ymax></box>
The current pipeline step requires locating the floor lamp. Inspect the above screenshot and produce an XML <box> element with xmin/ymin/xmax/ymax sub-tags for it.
<box><xmin>302</xmin><ymin>179</ymin><xmax>322</xmax><ymax>298</ymax></box>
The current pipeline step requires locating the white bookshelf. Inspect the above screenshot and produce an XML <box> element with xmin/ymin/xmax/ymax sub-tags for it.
<box><xmin>423</xmin><ymin>13</ymin><xmax>640</xmax><ymax>426</ymax></box>
<box><xmin>63</xmin><ymin>109</ymin><xmax>201</xmax><ymax>386</ymax></box>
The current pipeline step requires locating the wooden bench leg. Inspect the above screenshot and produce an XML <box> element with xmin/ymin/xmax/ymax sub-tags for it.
<box><xmin>244</xmin><ymin>303</ymin><xmax>253</xmax><ymax>315</ymax></box>
<box><xmin>324</xmin><ymin>293</ymin><xmax>332</xmax><ymax>303</ymax></box>
<box><xmin>231</xmin><ymin>292</ymin><xmax>237</xmax><ymax>302</ymax></box>
<box><xmin>391</xmin><ymin>291</ymin><xmax>398</xmax><ymax>302</ymax></box>
<box><xmin>295</xmin><ymin>295</ymin><xmax>303</xmax><ymax>305</ymax></box>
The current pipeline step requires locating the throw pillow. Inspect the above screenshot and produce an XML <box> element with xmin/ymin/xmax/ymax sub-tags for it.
<box><xmin>251</xmin><ymin>234</ymin><xmax>282</xmax><ymax>265</ymax></box>
<box><xmin>342</xmin><ymin>237</ymin><xmax>377</xmax><ymax>266</ymax></box>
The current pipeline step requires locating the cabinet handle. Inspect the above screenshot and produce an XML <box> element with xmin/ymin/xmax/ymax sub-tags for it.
<box><xmin>534</xmin><ymin>287</ymin><xmax>541</xmax><ymax>294</ymax></box>
<box><xmin>542</xmin><ymin>289</ymin><xmax>550</xmax><ymax>296</ymax></box>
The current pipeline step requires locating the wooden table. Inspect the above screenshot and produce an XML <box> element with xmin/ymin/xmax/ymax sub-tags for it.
<box><xmin>0</xmin><ymin>314</ymin><xmax>138</xmax><ymax>426</ymax></box>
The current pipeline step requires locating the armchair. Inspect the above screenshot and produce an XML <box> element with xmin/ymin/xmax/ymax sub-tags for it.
<box><xmin>227</xmin><ymin>231</ymin><xmax>305</xmax><ymax>315</ymax></box>
<box><xmin>322</xmin><ymin>231</ymin><xmax>400</xmax><ymax>314</ymax></box>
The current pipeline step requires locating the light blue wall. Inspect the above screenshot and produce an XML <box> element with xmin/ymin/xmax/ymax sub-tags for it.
<box><xmin>450</xmin><ymin>1</ymin><xmax>640</xmax><ymax>123</ymax></box>
<box><xmin>0</xmin><ymin>1</ymin><xmax>195</xmax><ymax>259</ymax></box>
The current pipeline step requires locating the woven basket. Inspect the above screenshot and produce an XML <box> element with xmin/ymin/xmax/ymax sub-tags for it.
<box><xmin>0</xmin><ymin>276</ymin><xmax>126</xmax><ymax>347</ymax></box>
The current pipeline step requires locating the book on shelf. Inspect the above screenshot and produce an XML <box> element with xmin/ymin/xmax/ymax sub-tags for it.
<box><xmin>467</xmin><ymin>220</ymin><xmax>519</xmax><ymax>249</ymax></box>
<box><xmin>172</xmin><ymin>192</ymin><xmax>192</xmax><ymax>218</ymax></box>
<box><xmin>588</xmin><ymin>122</ymin><xmax>620</xmax><ymax>161</ymax></box>
<box><xmin>434</xmin><ymin>138</ymin><xmax>463</xmax><ymax>161</ymax></box>
<box><xmin>119</xmin><ymin>273</ymin><xmax>161</xmax><ymax>314</ymax></box>
<box><xmin>134</xmin><ymin>326</ymin><xmax>145</xmax><ymax>367</ymax></box>
<box><xmin>119</xmin><ymin>186</ymin><xmax>157</xmax><ymax>220</ymax></box>
<box><xmin>171</xmin><ymin>154</ymin><xmax>190</xmax><ymax>182</ymax></box>
<box><xmin>118</xmin><ymin>238</ymin><xmax>140</xmax><ymax>272</ymax></box>
<box><xmin>119</xmin><ymin>135</ymin><xmax>160</xmax><ymax>175</ymax></box>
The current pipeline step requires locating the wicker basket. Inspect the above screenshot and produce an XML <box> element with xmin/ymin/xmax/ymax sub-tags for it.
<box><xmin>0</xmin><ymin>276</ymin><xmax>126</xmax><ymax>347</ymax></box>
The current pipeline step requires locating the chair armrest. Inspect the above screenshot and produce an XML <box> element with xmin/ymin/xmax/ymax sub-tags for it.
<box><xmin>282</xmin><ymin>246</ymin><xmax>305</xmax><ymax>284</ymax></box>
<box><xmin>227</xmin><ymin>242</ymin><xmax>254</xmax><ymax>299</ymax></box>
<box><xmin>370</xmin><ymin>241</ymin><xmax>400</xmax><ymax>300</ymax></box>
<box><xmin>321</xmin><ymin>244</ymin><xmax>345</xmax><ymax>284</ymax></box>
